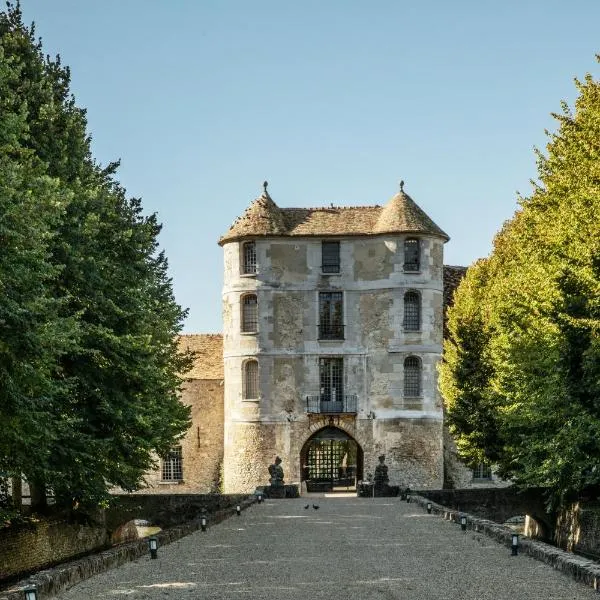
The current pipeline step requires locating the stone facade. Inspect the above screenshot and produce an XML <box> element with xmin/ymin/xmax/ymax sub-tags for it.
<box><xmin>220</xmin><ymin>185</ymin><xmax>448</xmax><ymax>493</ymax></box>
<box><xmin>138</xmin><ymin>335</ymin><xmax>224</xmax><ymax>494</ymax></box>
<box><xmin>139</xmin><ymin>187</ymin><xmax>483</xmax><ymax>495</ymax></box>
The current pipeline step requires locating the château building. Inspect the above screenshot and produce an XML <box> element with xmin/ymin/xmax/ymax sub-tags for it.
<box><xmin>142</xmin><ymin>183</ymin><xmax>478</xmax><ymax>494</ymax></box>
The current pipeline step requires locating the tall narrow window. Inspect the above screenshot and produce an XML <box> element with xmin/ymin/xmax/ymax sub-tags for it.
<box><xmin>404</xmin><ymin>356</ymin><xmax>421</xmax><ymax>397</ymax></box>
<box><xmin>319</xmin><ymin>292</ymin><xmax>343</xmax><ymax>339</ymax></box>
<box><xmin>322</xmin><ymin>241</ymin><xmax>340</xmax><ymax>273</ymax></box>
<box><xmin>403</xmin><ymin>291</ymin><xmax>421</xmax><ymax>331</ymax></box>
<box><xmin>319</xmin><ymin>357</ymin><xmax>343</xmax><ymax>401</ymax></box>
<box><xmin>161</xmin><ymin>446</ymin><xmax>183</xmax><ymax>481</ymax></box>
<box><xmin>241</xmin><ymin>294</ymin><xmax>258</xmax><ymax>333</ymax></box>
<box><xmin>243</xmin><ymin>360</ymin><xmax>259</xmax><ymax>399</ymax></box>
<box><xmin>404</xmin><ymin>238</ymin><xmax>420</xmax><ymax>272</ymax></box>
<box><xmin>243</xmin><ymin>241</ymin><xmax>257</xmax><ymax>274</ymax></box>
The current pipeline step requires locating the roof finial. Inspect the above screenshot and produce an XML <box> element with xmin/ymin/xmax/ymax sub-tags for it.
<box><xmin>399</xmin><ymin>179</ymin><xmax>404</xmax><ymax>192</ymax></box>
<box><xmin>263</xmin><ymin>180</ymin><xmax>268</xmax><ymax>194</ymax></box>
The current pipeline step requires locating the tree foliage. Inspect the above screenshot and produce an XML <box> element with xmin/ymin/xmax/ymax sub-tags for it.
<box><xmin>0</xmin><ymin>2</ymin><xmax>192</xmax><ymax>512</ymax></box>
<box><xmin>440</xmin><ymin>63</ymin><xmax>600</xmax><ymax>508</ymax></box>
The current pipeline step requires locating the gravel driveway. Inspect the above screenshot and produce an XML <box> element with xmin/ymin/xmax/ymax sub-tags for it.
<box><xmin>55</xmin><ymin>496</ymin><xmax>597</xmax><ymax>599</ymax></box>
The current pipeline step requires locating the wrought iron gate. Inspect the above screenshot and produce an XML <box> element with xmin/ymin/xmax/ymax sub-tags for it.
<box><xmin>305</xmin><ymin>438</ymin><xmax>356</xmax><ymax>492</ymax></box>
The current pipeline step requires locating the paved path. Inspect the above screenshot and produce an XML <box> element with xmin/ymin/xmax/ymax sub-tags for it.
<box><xmin>56</xmin><ymin>497</ymin><xmax>596</xmax><ymax>599</ymax></box>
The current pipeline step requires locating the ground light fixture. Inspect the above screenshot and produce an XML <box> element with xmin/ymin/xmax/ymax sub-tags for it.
<box><xmin>426</xmin><ymin>502</ymin><xmax>432</xmax><ymax>514</ymax></box>
<box><xmin>201</xmin><ymin>516</ymin><xmax>207</xmax><ymax>532</ymax></box>
<box><xmin>406</xmin><ymin>495</ymin><xmax>410</xmax><ymax>503</ymax></box>
<box><xmin>257</xmin><ymin>493</ymin><xmax>263</xmax><ymax>504</ymax></box>
<box><xmin>148</xmin><ymin>537</ymin><xmax>158</xmax><ymax>559</ymax></box>
<box><xmin>236</xmin><ymin>505</ymin><xmax>241</xmax><ymax>516</ymax></box>
<box><xmin>511</xmin><ymin>533</ymin><xmax>519</xmax><ymax>556</ymax></box>
<box><xmin>24</xmin><ymin>586</ymin><xmax>37</xmax><ymax>600</ymax></box>
<box><xmin>461</xmin><ymin>516</ymin><xmax>467</xmax><ymax>531</ymax></box>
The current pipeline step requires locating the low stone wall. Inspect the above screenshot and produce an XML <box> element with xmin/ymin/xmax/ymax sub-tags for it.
<box><xmin>0</xmin><ymin>518</ymin><xmax>108</xmax><ymax>582</ymax></box>
<box><xmin>106</xmin><ymin>493</ymin><xmax>249</xmax><ymax>532</ymax></box>
<box><xmin>418</xmin><ymin>487</ymin><xmax>553</xmax><ymax>536</ymax></box>
<box><xmin>356</xmin><ymin>482</ymin><xmax>400</xmax><ymax>497</ymax></box>
<box><xmin>411</xmin><ymin>494</ymin><xmax>600</xmax><ymax>593</ymax></box>
<box><xmin>255</xmin><ymin>484</ymin><xmax>299</xmax><ymax>499</ymax></box>
<box><xmin>0</xmin><ymin>495</ymin><xmax>255</xmax><ymax>600</ymax></box>
<box><xmin>556</xmin><ymin>501</ymin><xmax>600</xmax><ymax>558</ymax></box>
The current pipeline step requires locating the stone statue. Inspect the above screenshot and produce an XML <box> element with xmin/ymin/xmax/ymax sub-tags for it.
<box><xmin>374</xmin><ymin>454</ymin><xmax>389</xmax><ymax>487</ymax></box>
<box><xmin>268</xmin><ymin>456</ymin><xmax>284</xmax><ymax>487</ymax></box>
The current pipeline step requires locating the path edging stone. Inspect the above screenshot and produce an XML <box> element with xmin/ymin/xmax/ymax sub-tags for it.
<box><xmin>0</xmin><ymin>497</ymin><xmax>255</xmax><ymax>600</ymax></box>
<box><xmin>411</xmin><ymin>494</ymin><xmax>600</xmax><ymax>593</ymax></box>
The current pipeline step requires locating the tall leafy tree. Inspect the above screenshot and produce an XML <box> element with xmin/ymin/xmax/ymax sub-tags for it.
<box><xmin>440</xmin><ymin>62</ymin><xmax>600</xmax><ymax>508</ymax></box>
<box><xmin>0</xmin><ymin>2</ymin><xmax>192</xmax><ymax>509</ymax></box>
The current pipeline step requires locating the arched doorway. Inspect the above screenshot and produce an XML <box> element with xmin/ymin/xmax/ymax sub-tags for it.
<box><xmin>300</xmin><ymin>427</ymin><xmax>363</xmax><ymax>492</ymax></box>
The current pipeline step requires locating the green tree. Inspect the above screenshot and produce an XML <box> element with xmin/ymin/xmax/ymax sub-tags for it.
<box><xmin>440</xmin><ymin>63</ymin><xmax>600</xmax><ymax>508</ymax></box>
<box><xmin>0</xmin><ymin>42</ymin><xmax>75</xmax><ymax>517</ymax></box>
<box><xmin>0</xmin><ymin>2</ymin><xmax>192</xmax><ymax>510</ymax></box>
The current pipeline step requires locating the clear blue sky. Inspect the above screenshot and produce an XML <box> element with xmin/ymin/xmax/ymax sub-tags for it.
<box><xmin>21</xmin><ymin>0</ymin><xmax>600</xmax><ymax>333</ymax></box>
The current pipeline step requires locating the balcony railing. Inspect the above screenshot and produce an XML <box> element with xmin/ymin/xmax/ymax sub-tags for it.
<box><xmin>318</xmin><ymin>324</ymin><xmax>345</xmax><ymax>340</ymax></box>
<box><xmin>305</xmin><ymin>394</ymin><xmax>358</xmax><ymax>414</ymax></box>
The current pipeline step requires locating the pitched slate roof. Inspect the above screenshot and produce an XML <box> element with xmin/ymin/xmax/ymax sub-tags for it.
<box><xmin>374</xmin><ymin>191</ymin><xmax>448</xmax><ymax>238</ymax></box>
<box><xmin>178</xmin><ymin>334</ymin><xmax>223</xmax><ymax>380</ymax></box>
<box><xmin>219</xmin><ymin>186</ymin><xmax>449</xmax><ymax>245</ymax></box>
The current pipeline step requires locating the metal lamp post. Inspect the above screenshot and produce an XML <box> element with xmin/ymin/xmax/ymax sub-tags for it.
<box><xmin>511</xmin><ymin>533</ymin><xmax>519</xmax><ymax>556</ymax></box>
<box><xmin>426</xmin><ymin>502</ymin><xmax>432</xmax><ymax>514</ymax></box>
<box><xmin>201</xmin><ymin>516</ymin><xmax>207</xmax><ymax>532</ymax></box>
<box><xmin>236</xmin><ymin>505</ymin><xmax>241</xmax><ymax>516</ymax></box>
<box><xmin>460</xmin><ymin>516</ymin><xmax>467</xmax><ymax>531</ymax></box>
<box><xmin>149</xmin><ymin>537</ymin><xmax>158</xmax><ymax>559</ymax></box>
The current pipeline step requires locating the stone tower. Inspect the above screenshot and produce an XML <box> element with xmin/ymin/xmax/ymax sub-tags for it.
<box><xmin>219</xmin><ymin>183</ymin><xmax>448</xmax><ymax>493</ymax></box>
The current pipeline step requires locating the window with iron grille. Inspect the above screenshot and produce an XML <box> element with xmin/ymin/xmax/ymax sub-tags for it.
<box><xmin>403</xmin><ymin>291</ymin><xmax>421</xmax><ymax>331</ymax></box>
<box><xmin>241</xmin><ymin>294</ymin><xmax>258</xmax><ymax>333</ymax></box>
<box><xmin>319</xmin><ymin>292</ymin><xmax>343</xmax><ymax>339</ymax></box>
<box><xmin>161</xmin><ymin>446</ymin><xmax>183</xmax><ymax>481</ymax></box>
<box><xmin>321</xmin><ymin>241</ymin><xmax>340</xmax><ymax>273</ymax></box>
<box><xmin>404</xmin><ymin>238</ymin><xmax>420</xmax><ymax>272</ymax></box>
<box><xmin>404</xmin><ymin>356</ymin><xmax>421</xmax><ymax>397</ymax></box>
<box><xmin>472</xmin><ymin>463</ymin><xmax>492</xmax><ymax>480</ymax></box>
<box><xmin>244</xmin><ymin>360</ymin><xmax>259</xmax><ymax>399</ymax></box>
<box><xmin>242</xmin><ymin>241</ymin><xmax>257</xmax><ymax>274</ymax></box>
<box><xmin>319</xmin><ymin>357</ymin><xmax>343</xmax><ymax>401</ymax></box>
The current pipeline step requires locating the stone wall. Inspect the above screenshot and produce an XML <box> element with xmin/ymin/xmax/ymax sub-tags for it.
<box><xmin>140</xmin><ymin>378</ymin><xmax>224</xmax><ymax>494</ymax></box>
<box><xmin>555</xmin><ymin>502</ymin><xmax>600</xmax><ymax>558</ymax></box>
<box><xmin>411</xmin><ymin>494</ymin><xmax>600</xmax><ymax>594</ymax></box>
<box><xmin>0</xmin><ymin>518</ymin><xmax>108</xmax><ymax>582</ymax></box>
<box><xmin>418</xmin><ymin>487</ymin><xmax>553</xmax><ymax>537</ymax></box>
<box><xmin>1</xmin><ymin>495</ymin><xmax>254</xmax><ymax>599</ymax></box>
<box><xmin>105</xmin><ymin>493</ymin><xmax>249</xmax><ymax>533</ymax></box>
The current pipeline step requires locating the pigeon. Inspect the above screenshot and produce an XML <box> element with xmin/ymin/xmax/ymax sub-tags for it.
<box><xmin>304</xmin><ymin>504</ymin><xmax>309</xmax><ymax>509</ymax></box>
<box><xmin>313</xmin><ymin>504</ymin><xmax>319</xmax><ymax>510</ymax></box>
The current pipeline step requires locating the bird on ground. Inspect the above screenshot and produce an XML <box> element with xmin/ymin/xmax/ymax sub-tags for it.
<box><xmin>313</xmin><ymin>504</ymin><xmax>319</xmax><ymax>510</ymax></box>
<box><xmin>304</xmin><ymin>504</ymin><xmax>309</xmax><ymax>509</ymax></box>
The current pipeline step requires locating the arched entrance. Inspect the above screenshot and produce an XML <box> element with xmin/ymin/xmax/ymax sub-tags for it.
<box><xmin>300</xmin><ymin>427</ymin><xmax>363</xmax><ymax>493</ymax></box>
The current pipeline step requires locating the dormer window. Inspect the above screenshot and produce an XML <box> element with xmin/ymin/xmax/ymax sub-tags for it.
<box><xmin>321</xmin><ymin>241</ymin><xmax>340</xmax><ymax>273</ymax></box>
<box><xmin>242</xmin><ymin>241</ymin><xmax>257</xmax><ymax>274</ymax></box>
<box><xmin>404</xmin><ymin>238</ymin><xmax>420</xmax><ymax>272</ymax></box>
